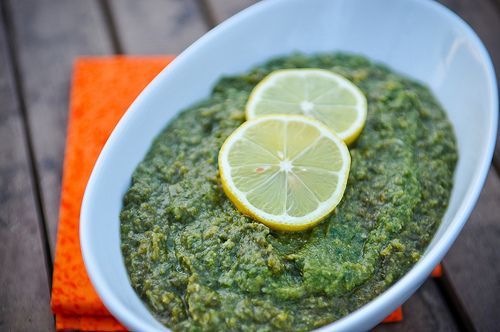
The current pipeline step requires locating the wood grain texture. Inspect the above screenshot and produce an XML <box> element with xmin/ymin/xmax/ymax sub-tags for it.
<box><xmin>442</xmin><ymin>169</ymin><xmax>500</xmax><ymax>331</ymax></box>
<box><xmin>373</xmin><ymin>280</ymin><xmax>458</xmax><ymax>332</ymax></box>
<box><xmin>0</xmin><ymin>13</ymin><xmax>54</xmax><ymax>331</ymax></box>
<box><xmin>206</xmin><ymin>0</ymin><xmax>259</xmax><ymax>23</ymax></box>
<box><xmin>108</xmin><ymin>0</ymin><xmax>207</xmax><ymax>54</ymax></box>
<box><xmin>439</xmin><ymin>0</ymin><xmax>500</xmax><ymax>169</ymax></box>
<box><xmin>6</xmin><ymin>0</ymin><xmax>113</xmax><ymax>255</ymax></box>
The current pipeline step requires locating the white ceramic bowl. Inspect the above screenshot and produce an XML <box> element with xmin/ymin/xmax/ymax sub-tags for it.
<box><xmin>81</xmin><ymin>0</ymin><xmax>498</xmax><ymax>331</ymax></box>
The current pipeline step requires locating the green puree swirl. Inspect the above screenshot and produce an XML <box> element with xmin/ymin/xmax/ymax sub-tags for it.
<box><xmin>120</xmin><ymin>53</ymin><xmax>458</xmax><ymax>331</ymax></box>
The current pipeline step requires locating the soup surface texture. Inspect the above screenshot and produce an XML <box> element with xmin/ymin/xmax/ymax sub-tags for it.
<box><xmin>120</xmin><ymin>53</ymin><xmax>458</xmax><ymax>331</ymax></box>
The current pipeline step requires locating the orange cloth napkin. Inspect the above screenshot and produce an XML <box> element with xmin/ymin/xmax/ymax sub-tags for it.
<box><xmin>51</xmin><ymin>56</ymin><xmax>173</xmax><ymax>331</ymax></box>
<box><xmin>51</xmin><ymin>56</ymin><xmax>442</xmax><ymax>331</ymax></box>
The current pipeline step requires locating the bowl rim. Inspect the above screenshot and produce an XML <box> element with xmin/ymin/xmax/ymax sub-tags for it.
<box><xmin>80</xmin><ymin>0</ymin><xmax>498</xmax><ymax>331</ymax></box>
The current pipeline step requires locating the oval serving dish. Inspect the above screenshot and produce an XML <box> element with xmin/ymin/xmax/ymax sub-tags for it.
<box><xmin>80</xmin><ymin>0</ymin><xmax>498</xmax><ymax>331</ymax></box>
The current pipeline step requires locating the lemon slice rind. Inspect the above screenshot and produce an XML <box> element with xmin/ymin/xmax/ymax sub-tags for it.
<box><xmin>245</xmin><ymin>69</ymin><xmax>367</xmax><ymax>145</ymax></box>
<box><xmin>218</xmin><ymin>115</ymin><xmax>350</xmax><ymax>231</ymax></box>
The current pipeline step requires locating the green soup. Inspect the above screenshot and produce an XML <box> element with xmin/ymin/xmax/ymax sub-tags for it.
<box><xmin>120</xmin><ymin>53</ymin><xmax>457</xmax><ymax>331</ymax></box>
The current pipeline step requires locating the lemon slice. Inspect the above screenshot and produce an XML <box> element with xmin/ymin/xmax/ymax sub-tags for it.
<box><xmin>218</xmin><ymin>115</ymin><xmax>350</xmax><ymax>231</ymax></box>
<box><xmin>245</xmin><ymin>69</ymin><xmax>367</xmax><ymax>145</ymax></box>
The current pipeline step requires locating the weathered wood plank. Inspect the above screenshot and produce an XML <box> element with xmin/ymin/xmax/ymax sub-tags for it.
<box><xmin>108</xmin><ymin>0</ymin><xmax>207</xmax><ymax>54</ymax></box>
<box><xmin>206</xmin><ymin>0</ymin><xmax>259</xmax><ymax>23</ymax></box>
<box><xmin>7</xmin><ymin>0</ymin><xmax>113</xmax><ymax>255</ymax></box>
<box><xmin>373</xmin><ymin>280</ymin><xmax>458</xmax><ymax>332</ymax></box>
<box><xmin>438</xmin><ymin>0</ymin><xmax>500</xmax><ymax>170</ymax></box>
<box><xmin>0</xmin><ymin>9</ymin><xmax>54</xmax><ymax>331</ymax></box>
<box><xmin>442</xmin><ymin>168</ymin><xmax>500</xmax><ymax>332</ymax></box>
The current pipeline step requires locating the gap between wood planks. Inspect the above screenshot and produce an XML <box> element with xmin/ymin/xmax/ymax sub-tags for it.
<box><xmin>98</xmin><ymin>0</ymin><xmax>124</xmax><ymax>54</ymax></box>
<box><xmin>195</xmin><ymin>0</ymin><xmax>218</xmax><ymax>29</ymax></box>
<box><xmin>1</xmin><ymin>0</ymin><xmax>53</xmax><ymax>283</ymax></box>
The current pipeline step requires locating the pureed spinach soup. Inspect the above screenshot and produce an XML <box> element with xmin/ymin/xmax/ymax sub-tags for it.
<box><xmin>120</xmin><ymin>53</ymin><xmax>458</xmax><ymax>331</ymax></box>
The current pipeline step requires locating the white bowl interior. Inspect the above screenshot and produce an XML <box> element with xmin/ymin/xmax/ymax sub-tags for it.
<box><xmin>81</xmin><ymin>0</ymin><xmax>498</xmax><ymax>331</ymax></box>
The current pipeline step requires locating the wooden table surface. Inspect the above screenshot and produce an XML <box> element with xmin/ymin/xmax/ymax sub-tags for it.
<box><xmin>0</xmin><ymin>0</ymin><xmax>499</xmax><ymax>331</ymax></box>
